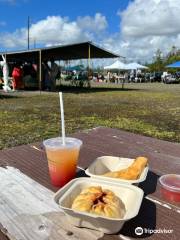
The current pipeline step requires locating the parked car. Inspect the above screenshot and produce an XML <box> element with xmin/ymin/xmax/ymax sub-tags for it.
<box><xmin>150</xmin><ymin>72</ymin><xmax>163</xmax><ymax>82</ymax></box>
<box><xmin>163</xmin><ymin>74</ymin><xmax>180</xmax><ymax>84</ymax></box>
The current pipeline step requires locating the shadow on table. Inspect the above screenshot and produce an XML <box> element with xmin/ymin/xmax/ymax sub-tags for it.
<box><xmin>118</xmin><ymin>171</ymin><xmax>159</xmax><ymax>238</ymax></box>
<box><xmin>119</xmin><ymin>198</ymin><xmax>156</xmax><ymax>238</ymax></box>
<box><xmin>119</xmin><ymin>170</ymin><xmax>159</xmax><ymax>238</ymax></box>
<box><xmin>139</xmin><ymin>170</ymin><xmax>160</xmax><ymax>196</ymax></box>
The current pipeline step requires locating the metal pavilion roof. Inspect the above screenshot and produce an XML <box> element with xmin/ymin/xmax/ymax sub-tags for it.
<box><xmin>0</xmin><ymin>41</ymin><xmax>119</xmax><ymax>62</ymax></box>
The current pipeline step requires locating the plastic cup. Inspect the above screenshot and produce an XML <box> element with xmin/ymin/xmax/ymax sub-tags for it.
<box><xmin>43</xmin><ymin>137</ymin><xmax>82</xmax><ymax>187</ymax></box>
<box><xmin>159</xmin><ymin>174</ymin><xmax>180</xmax><ymax>203</ymax></box>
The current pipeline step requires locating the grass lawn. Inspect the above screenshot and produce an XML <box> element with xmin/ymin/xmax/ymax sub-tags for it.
<box><xmin>0</xmin><ymin>83</ymin><xmax>180</xmax><ymax>150</ymax></box>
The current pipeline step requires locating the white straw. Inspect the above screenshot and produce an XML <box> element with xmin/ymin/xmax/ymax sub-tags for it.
<box><xmin>59</xmin><ymin>92</ymin><xmax>66</xmax><ymax>145</ymax></box>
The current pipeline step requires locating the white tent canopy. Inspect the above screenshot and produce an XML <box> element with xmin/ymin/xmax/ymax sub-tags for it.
<box><xmin>104</xmin><ymin>60</ymin><xmax>127</xmax><ymax>70</ymax></box>
<box><xmin>126</xmin><ymin>62</ymin><xmax>148</xmax><ymax>70</ymax></box>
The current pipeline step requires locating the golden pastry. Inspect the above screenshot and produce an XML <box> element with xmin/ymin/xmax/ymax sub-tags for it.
<box><xmin>71</xmin><ymin>186</ymin><xmax>126</xmax><ymax>219</ymax></box>
<box><xmin>71</xmin><ymin>193</ymin><xmax>94</xmax><ymax>212</ymax></box>
<box><xmin>91</xmin><ymin>202</ymin><xmax>104</xmax><ymax>216</ymax></box>
<box><xmin>81</xmin><ymin>186</ymin><xmax>103</xmax><ymax>199</ymax></box>
<box><xmin>102</xmin><ymin>156</ymin><xmax>148</xmax><ymax>180</ymax></box>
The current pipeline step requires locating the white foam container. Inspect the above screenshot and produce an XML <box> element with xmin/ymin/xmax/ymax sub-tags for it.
<box><xmin>85</xmin><ymin>156</ymin><xmax>149</xmax><ymax>184</ymax></box>
<box><xmin>54</xmin><ymin>177</ymin><xmax>144</xmax><ymax>234</ymax></box>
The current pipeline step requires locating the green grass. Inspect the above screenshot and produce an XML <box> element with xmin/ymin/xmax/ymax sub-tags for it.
<box><xmin>0</xmin><ymin>83</ymin><xmax>180</xmax><ymax>149</ymax></box>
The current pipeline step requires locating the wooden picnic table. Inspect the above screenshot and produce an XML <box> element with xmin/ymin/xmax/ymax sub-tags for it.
<box><xmin>0</xmin><ymin>127</ymin><xmax>179</xmax><ymax>240</ymax></box>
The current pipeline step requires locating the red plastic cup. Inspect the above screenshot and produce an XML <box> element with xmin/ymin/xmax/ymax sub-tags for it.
<box><xmin>43</xmin><ymin>137</ymin><xmax>82</xmax><ymax>187</ymax></box>
<box><xmin>159</xmin><ymin>174</ymin><xmax>180</xmax><ymax>203</ymax></box>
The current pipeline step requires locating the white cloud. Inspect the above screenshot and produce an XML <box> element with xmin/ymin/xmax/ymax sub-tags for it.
<box><xmin>0</xmin><ymin>14</ymin><xmax>108</xmax><ymax>50</ymax></box>
<box><xmin>77</xmin><ymin>13</ymin><xmax>108</xmax><ymax>33</ymax></box>
<box><xmin>120</xmin><ymin>0</ymin><xmax>180</xmax><ymax>37</ymax></box>
<box><xmin>30</xmin><ymin>16</ymin><xmax>83</xmax><ymax>45</ymax></box>
<box><xmin>104</xmin><ymin>0</ymin><xmax>180</xmax><ymax>62</ymax></box>
<box><xmin>0</xmin><ymin>28</ymin><xmax>26</xmax><ymax>48</ymax></box>
<box><xmin>103</xmin><ymin>33</ymin><xmax>180</xmax><ymax>63</ymax></box>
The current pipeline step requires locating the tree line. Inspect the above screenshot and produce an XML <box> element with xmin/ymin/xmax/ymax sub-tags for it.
<box><xmin>148</xmin><ymin>46</ymin><xmax>180</xmax><ymax>72</ymax></box>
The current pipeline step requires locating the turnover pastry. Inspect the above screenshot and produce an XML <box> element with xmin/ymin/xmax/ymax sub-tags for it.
<box><xmin>71</xmin><ymin>186</ymin><xmax>126</xmax><ymax>218</ymax></box>
<box><xmin>102</xmin><ymin>156</ymin><xmax>148</xmax><ymax>180</ymax></box>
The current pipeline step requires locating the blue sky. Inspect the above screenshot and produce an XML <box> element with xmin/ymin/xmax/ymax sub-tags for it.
<box><xmin>0</xmin><ymin>0</ymin><xmax>180</xmax><ymax>62</ymax></box>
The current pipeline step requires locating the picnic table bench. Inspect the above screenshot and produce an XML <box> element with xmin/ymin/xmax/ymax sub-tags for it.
<box><xmin>0</xmin><ymin>127</ymin><xmax>179</xmax><ymax>240</ymax></box>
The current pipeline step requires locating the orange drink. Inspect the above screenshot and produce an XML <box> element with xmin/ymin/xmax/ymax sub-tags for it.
<box><xmin>43</xmin><ymin>137</ymin><xmax>82</xmax><ymax>187</ymax></box>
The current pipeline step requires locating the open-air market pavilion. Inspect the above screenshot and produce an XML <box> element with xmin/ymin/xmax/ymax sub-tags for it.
<box><xmin>0</xmin><ymin>41</ymin><xmax>119</xmax><ymax>90</ymax></box>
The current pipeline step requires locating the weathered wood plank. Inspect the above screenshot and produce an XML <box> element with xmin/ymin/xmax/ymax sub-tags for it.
<box><xmin>73</xmin><ymin>128</ymin><xmax>180</xmax><ymax>175</ymax></box>
<box><xmin>8</xmin><ymin>212</ymin><xmax>103</xmax><ymax>240</ymax></box>
<box><xmin>0</xmin><ymin>167</ymin><xmax>103</xmax><ymax>240</ymax></box>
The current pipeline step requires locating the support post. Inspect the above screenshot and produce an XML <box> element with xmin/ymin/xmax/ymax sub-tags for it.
<box><xmin>88</xmin><ymin>43</ymin><xmax>91</xmax><ymax>72</ymax></box>
<box><xmin>88</xmin><ymin>43</ymin><xmax>91</xmax><ymax>87</ymax></box>
<box><xmin>39</xmin><ymin>50</ymin><xmax>42</xmax><ymax>91</ymax></box>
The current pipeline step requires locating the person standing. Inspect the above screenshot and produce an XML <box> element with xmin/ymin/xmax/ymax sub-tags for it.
<box><xmin>42</xmin><ymin>61</ymin><xmax>51</xmax><ymax>90</ymax></box>
<box><xmin>12</xmin><ymin>63</ymin><xmax>23</xmax><ymax>91</ymax></box>
<box><xmin>50</xmin><ymin>59</ymin><xmax>59</xmax><ymax>91</ymax></box>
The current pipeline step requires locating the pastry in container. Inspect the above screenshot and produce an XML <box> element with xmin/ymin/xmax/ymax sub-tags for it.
<box><xmin>85</xmin><ymin>156</ymin><xmax>149</xmax><ymax>184</ymax></box>
<box><xmin>54</xmin><ymin>177</ymin><xmax>144</xmax><ymax>234</ymax></box>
